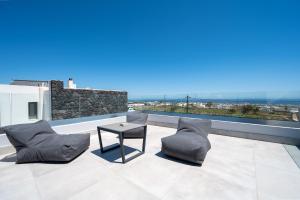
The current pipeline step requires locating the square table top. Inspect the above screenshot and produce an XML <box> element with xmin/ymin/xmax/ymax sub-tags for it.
<box><xmin>97</xmin><ymin>122</ymin><xmax>146</xmax><ymax>133</ymax></box>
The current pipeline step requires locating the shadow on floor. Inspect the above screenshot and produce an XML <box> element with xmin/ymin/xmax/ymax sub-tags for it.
<box><xmin>0</xmin><ymin>149</ymin><xmax>88</xmax><ymax>164</ymax></box>
<box><xmin>284</xmin><ymin>145</ymin><xmax>300</xmax><ymax>169</ymax></box>
<box><xmin>0</xmin><ymin>153</ymin><xmax>17</xmax><ymax>162</ymax></box>
<box><xmin>91</xmin><ymin>144</ymin><xmax>140</xmax><ymax>163</ymax></box>
<box><xmin>155</xmin><ymin>151</ymin><xmax>201</xmax><ymax>167</ymax></box>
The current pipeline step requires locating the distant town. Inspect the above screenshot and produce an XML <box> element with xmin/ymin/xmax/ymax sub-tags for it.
<box><xmin>129</xmin><ymin>99</ymin><xmax>300</xmax><ymax>122</ymax></box>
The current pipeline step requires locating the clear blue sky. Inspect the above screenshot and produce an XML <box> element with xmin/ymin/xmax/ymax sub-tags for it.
<box><xmin>0</xmin><ymin>0</ymin><xmax>299</xmax><ymax>98</ymax></box>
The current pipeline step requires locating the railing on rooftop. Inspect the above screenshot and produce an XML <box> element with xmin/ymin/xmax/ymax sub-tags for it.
<box><xmin>128</xmin><ymin>92</ymin><xmax>300</xmax><ymax>145</ymax></box>
<box><xmin>128</xmin><ymin>92</ymin><xmax>300</xmax><ymax>127</ymax></box>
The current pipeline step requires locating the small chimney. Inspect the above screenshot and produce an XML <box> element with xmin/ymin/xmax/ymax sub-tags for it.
<box><xmin>67</xmin><ymin>78</ymin><xmax>77</xmax><ymax>89</ymax></box>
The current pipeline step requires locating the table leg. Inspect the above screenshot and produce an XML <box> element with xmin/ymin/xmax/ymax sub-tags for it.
<box><xmin>97</xmin><ymin>127</ymin><xmax>104</xmax><ymax>153</ymax></box>
<box><xmin>119</xmin><ymin>132</ymin><xmax>125</xmax><ymax>163</ymax></box>
<box><xmin>142</xmin><ymin>126</ymin><xmax>147</xmax><ymax>152</ymax></box>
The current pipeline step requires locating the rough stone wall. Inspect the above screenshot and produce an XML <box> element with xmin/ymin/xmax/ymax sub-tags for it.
<box><xmin>50</xmin><ymin>80</ymin><xmax>128</xmax><ymax>120</ymax></box>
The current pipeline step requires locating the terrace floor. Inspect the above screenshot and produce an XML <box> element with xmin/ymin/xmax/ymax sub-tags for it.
<box><xmin>0</xmin><ymin>124</ymin><xmax>300</xmax><ymax>200</ymax></box>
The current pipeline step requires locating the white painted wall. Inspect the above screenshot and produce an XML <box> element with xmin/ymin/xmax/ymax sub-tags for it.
<box><xmin>0</xmin><ymin>84</ymin><xmax>51</xmax><ymax>127</ymax></box>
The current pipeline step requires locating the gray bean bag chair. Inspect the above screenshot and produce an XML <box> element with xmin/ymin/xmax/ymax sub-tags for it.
<box><xmin>123</xmin><ymin>111</ymin><xmax>148</xmax><ymax>138</ymax></box>
<box><xmin>161</xmin><ymin>118</ymin><xmax>211</xmax><ymax>165</ymax></box>
<box><xmin>2</xmin><ymin>120</ymin><xmax>90</xmax><ymax>164</ymax></box>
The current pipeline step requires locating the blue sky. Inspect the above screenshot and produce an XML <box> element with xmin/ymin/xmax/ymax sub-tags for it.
<box><xmin>0</xmin><ymin>0</ymin><xmax>299</xmax><ymax>98</ymax></box>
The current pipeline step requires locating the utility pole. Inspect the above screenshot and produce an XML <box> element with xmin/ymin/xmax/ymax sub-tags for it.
<box><xmin>186</xmin><ymin>95</ymin><xmax>190</xmax><ymax>113</ymax></box>
<box><xmin>164</xmin><ymin>95</ymin><xmax>166</xmax><ymax>112</ymax></box>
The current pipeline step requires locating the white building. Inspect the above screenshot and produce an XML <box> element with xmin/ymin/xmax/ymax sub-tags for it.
<box><xmin>128</xmin><ymin>103</ymin><xmax>145</xmax><ymax>108</ymax></box>
<box><xmin>67</xmin><ymin>78</ymin><xmax>77</xmax><ymax>89</ymax></box>
<box><xmin>0</xmin><ymin>78</ymin><xmax>81</xmax><ymax>127</ymax></box>
<box><xmin>0</xmin><ymin>84</ymin><xmax>51</xmax><ymax>127</ymax></box>
<box><xmin>177</xmin><ymin>102</ymin><xmax>186</xmax><ymax>107</ymax></box>
<box><xmin>289</xmin><ymin>107</ymin><xmax>299</xmax><ymax>113</ymax></box>
<box><xmin>196</xmin><ymin>102</ymin><xmax>206</xmax><ymax>108</ymax></box>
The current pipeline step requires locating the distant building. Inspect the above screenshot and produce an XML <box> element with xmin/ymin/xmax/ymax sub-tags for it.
<box><xmin>192</xmin><ymin>102</ymin><xmax>206</xmax><ymax>108</ymax></box>
<box><xmin>67</xmin><ymin>78</ymin><xmax>77</xmax><ymax>89</ymax></box>
<box><xmin>259</xmin><ymin>105</ymin><xmax>272</xmax><ymax>112</ymax></box>
<box><xmin>146</xmin><ymin>101</ymin><xmax>159</xmax><ymax>106</ymax></box>
<box><xmin>216</xmin><ymin>104</ymin><xmax>233</xmax><ymax>109</ymax></box>
<box><xmin>128</xmin><ymin>103</ymin><xmax>145</xmax><ymax>108</ymax></box>
<box><xmin>272</xmin><ymin>106</ymin><xmax>286</xmax><ymax>112</ymax></box>
<box><xmin>288</xmin><ymin>107</ymin><xmax>299</xmax><ymax>113</ymax></box>
<box><xmin>177</xmin><ymin>103</ymin><xmax>186</xmax><ymax>107</ymax></box>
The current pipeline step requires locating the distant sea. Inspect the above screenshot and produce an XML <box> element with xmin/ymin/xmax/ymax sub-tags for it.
<box><xmin>129</xmin><ymin>98</ymin><xmax>300</xmax><ymax>106</ymax></box>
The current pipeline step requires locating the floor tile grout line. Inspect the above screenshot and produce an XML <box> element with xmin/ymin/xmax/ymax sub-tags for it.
<box><xmin>107</xmin><ymin>161</ymin><xmax>162</xmax><ymax>200</ymax></box>
<box><xmin>28</xmin><ymin>165</ymin><xmax>44</xmax><ymax>200</ymax></box>
<box><xmin>254</xmin><ymin>142</ymin><xmax>260</xmax><ymax>200</ymax></box>
<box><xmin>160</xmin><ymin>167</ymin><xmax>190</xmax><ymax>200</ymax></box>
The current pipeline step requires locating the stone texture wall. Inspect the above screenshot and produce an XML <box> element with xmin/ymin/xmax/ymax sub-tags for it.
<box><xmin>50</xmin><ymin>80</ymin><xmax>128</xmax><ymax>120</ymax></box>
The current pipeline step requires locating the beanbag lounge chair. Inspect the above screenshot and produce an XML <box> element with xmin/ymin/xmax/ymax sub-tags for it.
<box><xmin>123</xmin><ymin>111</ymin><xmax>148</xmax><ymax>138</ymax></box>
<box><xmin>2</xmin><ymin>120</ymin><xmax>90</xmax><ymax>164</ymax></box>
<box><xmin>161</xmin><ymin>118</ymin><xmax>211</xmax><ymax>165</ymax></box>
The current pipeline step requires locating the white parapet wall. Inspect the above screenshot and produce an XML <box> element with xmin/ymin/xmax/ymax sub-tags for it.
<box><xmin>52</xmin><ymin>116</ymin><xmax>126</xmax><ymax>134</ymax></box>
<box><xmin>1</xmin><ymin>113</ymin><xmax>300</xmax><ymax>154</ymax></box>
<box><xmin>146</xmin><ymin>114</ymin><xmax>300</xmax><ymax>145</ymax></box>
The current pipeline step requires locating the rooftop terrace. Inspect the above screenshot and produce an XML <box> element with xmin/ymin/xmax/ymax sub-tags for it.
<box><xmin>0</xmin><ymin>116</ymin><xmax>300</xmax><ymax>200</ymax></box>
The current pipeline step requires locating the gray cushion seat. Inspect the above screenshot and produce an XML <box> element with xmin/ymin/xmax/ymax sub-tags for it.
<box><xmin>123</xmin><ymin>111</ymin><xmax>148</xmax><ymax>138</ymax></box>
<box><xmin>2</xmin><ymin>120</ymin><xmax>90</xmax><ymax>164</ymax></box>
<box><xmin>161</xmin><ymin>118</ymin><xmax>211</xmax><ymax>164</ymax></box>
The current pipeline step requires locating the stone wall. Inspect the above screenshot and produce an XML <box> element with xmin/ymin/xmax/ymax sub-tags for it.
<box><xmin>50</xmin><ymin>80</ymin><xmax>128</xmax><ymax>120</ymax></box>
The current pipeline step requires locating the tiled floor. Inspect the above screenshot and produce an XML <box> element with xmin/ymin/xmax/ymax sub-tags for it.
<box><xmin>0</xmin><ymin>125</ymin><xmax>299</xmax><ymax>200</ymax></box>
